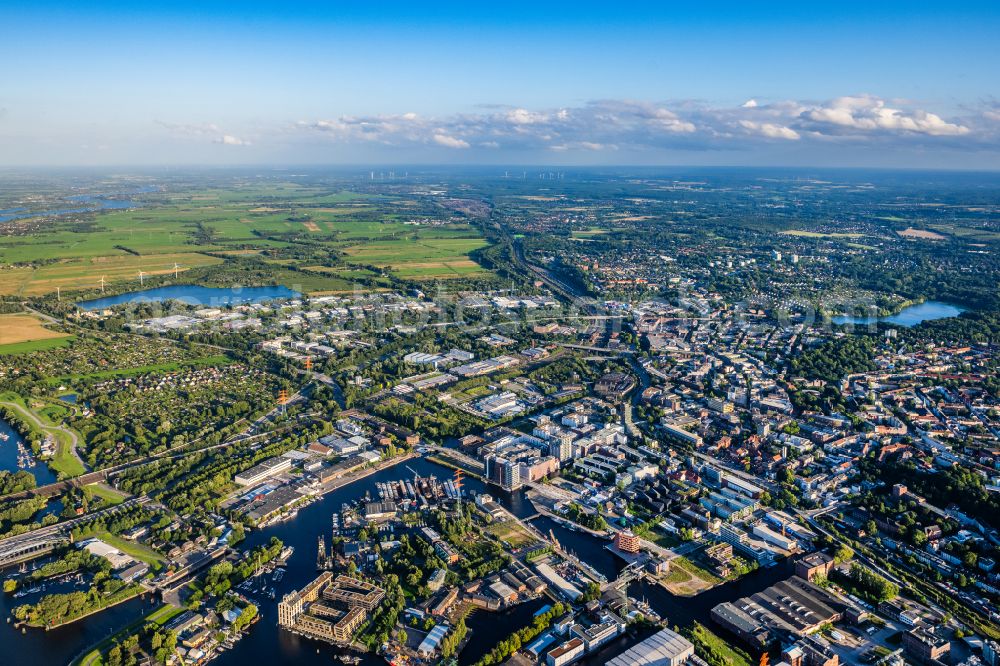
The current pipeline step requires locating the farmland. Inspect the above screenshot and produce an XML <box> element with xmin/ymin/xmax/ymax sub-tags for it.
<box><xmin>0</xmin><ymin>313</ymin><xmax>72</xmax><ymax>349</ymax></box>
<box><xmin>0</xmin><ymin>179</ymin><xmax>494</xmax><ymax>296</ymax></box>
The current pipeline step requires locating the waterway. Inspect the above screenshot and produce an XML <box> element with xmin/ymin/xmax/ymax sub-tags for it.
<box><xmin>0</xmin><ymin>454</ymin><xmax>796</xmax><ymax>665</ymax></box>
<box><xmin>0</xmin><ymin>195</ymin><xmax>142</xmax><ymax>223</ymax></box>
<box><xmin>831</xmin><ymin>300</ymin><xmax>966</xmax><ymax>327</ymax></box>
<box><xmin>76</xmin><ymin>285</ymin><xmax>301</xmax><ymax>311</ymax></box>
<box><xmin>0</xmin><ymin>585</ymin><xmax>154</xmax><ymax>666</ymax></box>
<box><xmin>0</xmin><ymin>419</ymin><xmax>57</xmax><ymax>487</ymax></box>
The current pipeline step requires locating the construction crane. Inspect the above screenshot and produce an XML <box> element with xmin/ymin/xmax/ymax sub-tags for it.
<box><xmin>454</xmin><ymin>469</ymin><xmax>463</xmax><ymax>509</ymax></box>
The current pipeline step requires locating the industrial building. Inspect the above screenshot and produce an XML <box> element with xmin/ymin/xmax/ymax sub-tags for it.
<box><xmin>710</xmin><ymin>576</ymin><xmax>842</xmax><ymax>648</ymax></box>
<box><xmin>547</xmin><ymin>637</ymin><xmax>585</xmax><ymax>666</ymax></box>
<box><xmin>606</xmin><ymin>628</ymin><xmax>695</xmax><ymax>666</ymax></box>
<box><xmin>534</xmin><ymin>562</ymin><xmax>582</xmax><ymax>601</ymax></box>
<box><xmin>235</xmin><ymin>456</ymin><xmax>292</xmax><ymax>486</ymax></box>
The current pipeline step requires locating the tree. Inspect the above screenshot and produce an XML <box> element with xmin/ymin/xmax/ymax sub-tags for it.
<box><xmin>833</xmin><ymin>544</ymin><xmax>854</xmax><ymax>564</ymax></box>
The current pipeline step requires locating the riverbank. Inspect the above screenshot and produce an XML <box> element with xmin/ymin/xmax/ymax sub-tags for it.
<box><xmin>71</xmin><ymin>603</ymin><xmax>182</xmax><ymax>666</ymax></box>
<box><xmin>425</xmin><ymin>454</ymin><xmax>484</xmax><ymax>480</ymax></box>
<box><xmin>15</xmin><ymin>585</ymin><xmax>146</xmax><ymax>631</ymax></box>
<box><xmin>317</xmin><ymin>451</ymin><xmax>418</xmax><ymax>496</ymax></box>
<box><xmin>0</xmin><ymin>392</ymin><xmax>86</xmax><ymax>479</ymax></box>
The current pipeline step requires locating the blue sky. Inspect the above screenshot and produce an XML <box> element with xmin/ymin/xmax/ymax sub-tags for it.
<box><xmin>2</xmin><ymin>1</ymin><xmax>999</xmax><ymax>167</ymax></box>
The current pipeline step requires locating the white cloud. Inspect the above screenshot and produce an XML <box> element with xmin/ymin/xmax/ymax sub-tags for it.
<box><xmin>432</xmin><ymin>133</ymin><xmax>470</xmax><ymax>149</ymax></box>
<box><xmin>506</xmin><ymin>108</ymin><xmax>549</xmax><ymax>125</ymax></box>
<box><xmin>651</xmin><ymin>108</ymin><xmax>696</xmax><ymax>133</ymax></box>
<box><xmin>739</xmin><ymin>120</ymin><xmax>800</xmax><ymax>140</ymax></box>
<box><xmin>217</xmin><ymin>134</ymin><xmax>250</xmax><ymax>146</ymax></box>
<box><xmin>158</xmin><ymin>121</ymin><xmax>252</xmax><ymax>146</ymax></box>
<box><xmin>803</xmin><ymin>95</ymin><xmax>968</xmax><ymax>136</ymax></box>
<box><xmin>296</xmin><ymin>95</ymin><xmax>977</xmax><ymax>154</ymax></box>
<box><xmin>156</xmin><ymin>120</ymin><xmax>220</xmax><ymax>135</ymax></box>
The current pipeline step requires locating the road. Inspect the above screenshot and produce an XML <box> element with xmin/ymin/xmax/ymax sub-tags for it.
<box><xmin>0</xmin><ymin>498</ymin><xmax>149</xmax><ymax>566</ymax></box>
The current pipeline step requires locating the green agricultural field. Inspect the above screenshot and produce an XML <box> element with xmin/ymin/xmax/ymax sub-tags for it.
<box><xmin>0</xmin><ymin>336</ymin><xmax>73</xmax><ymax>355</ymax></box>
<box><xmin>344</xmin><ymin>237</ymin><xmax>490</xmax><ymax>279</ymax></box>
<box><xmin>0</xmin><ymin>183</ymin><xmax>492</xmax><ymax>294</ymax></box>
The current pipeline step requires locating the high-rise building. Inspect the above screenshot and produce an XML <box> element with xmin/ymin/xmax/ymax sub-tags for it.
<box><xmin>484</xmin><ymin>455</ymin><xmax>522</xmax><ymax>491</ymax></box>
<box><xmin>614</xmin><ymin>529</ymin><xmax>641</xmax><ymax>554</ymax></box>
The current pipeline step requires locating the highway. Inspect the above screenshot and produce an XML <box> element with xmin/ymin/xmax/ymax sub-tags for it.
<box><xmin>0</xmin><ymin>498</ymin><xmax>150</xmax><ymax>567</ymax></box>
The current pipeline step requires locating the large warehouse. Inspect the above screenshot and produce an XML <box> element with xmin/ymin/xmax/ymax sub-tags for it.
<box><xmin>710</xmin><ymin>576</ymin><xmax>842</xmax><ymax>648</ymax></box>
<box><xmin>607</xmin><ymin>628</ymin><xmax>695</xmax><ymax>666</ymax></box>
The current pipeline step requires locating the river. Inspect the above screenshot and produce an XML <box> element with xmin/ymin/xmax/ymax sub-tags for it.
<box><xmin>831</xmin><ymin>300</ymin><xmax>966</xmax><ymax>327</ymax></box>
<box><xmin>76</xmin><ymin>285</ymin><xmax>301</xmax><ymax>311</ymax></box>
<box><xmin>0</xmin><ymin>455</ymin><xmax>795</xmax><ymax>665</ymax></box>
<box><xmin>0</xmin><ymin>194</ymin><xmax>143</xmax><ymax>224</ymax></box>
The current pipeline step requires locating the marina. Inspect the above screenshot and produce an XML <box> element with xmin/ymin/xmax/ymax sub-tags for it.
<box><xmin>0</xmin><ymin>420</ymin><xmax>57</xmax><ymax>487</ymax></box>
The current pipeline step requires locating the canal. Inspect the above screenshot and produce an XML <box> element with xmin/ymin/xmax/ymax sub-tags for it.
<box><xmin>1</xmin><ymin>455</ymin><xmax>796</xmax><ymax>665</ymax></box>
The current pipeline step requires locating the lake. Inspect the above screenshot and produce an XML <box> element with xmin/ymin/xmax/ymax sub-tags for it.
<box><xmin>831</xmin><ymin>300</ymin><xmax>966</xmax><ymax>327</ymax></box>
<box><xmin>77</xmin><ymin>285</ymin><xmax>300</xmax><ymax>310</ymax></box>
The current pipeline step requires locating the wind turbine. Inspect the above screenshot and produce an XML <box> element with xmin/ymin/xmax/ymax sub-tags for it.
<box><xmin>172</xmin><ymin>262</ymin><xmax>180</xmax><ymax>279</ymax></box>
<box><xmin>99</xmin><ymin>276</ymin><xmax>106</xmax><ymax>293</ymax></box>
<box><xmin>137</xmin><ymin>270</ymin><xmax>147</xmax><ymax>286</ymax></box>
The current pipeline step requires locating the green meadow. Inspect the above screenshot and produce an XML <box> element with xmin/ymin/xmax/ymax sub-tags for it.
<box><xmin>0</xmin><ymin>185</ymin><xmax>493</xmax><ymax>295</ymax></box>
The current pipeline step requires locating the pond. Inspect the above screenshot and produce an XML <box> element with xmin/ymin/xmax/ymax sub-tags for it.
<box><xmin>831</xmin><ymin>300</ymin><xmax>966</xmax><ymax>327</ymax></box>
<box><xmin>76</xmin><ymin>285</ymin><xmax>300</xmax><ymax>311</ymax></box>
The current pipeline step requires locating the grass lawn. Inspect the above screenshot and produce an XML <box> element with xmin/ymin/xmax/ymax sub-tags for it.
<box><xmin>676</xmin><ymin>555</ymin><xmax>723</xmax><ymax>584</ymax></box>
<box><xmin>486</xmin><ymin>520</ymin><xmax>537</xmax><ymax>548</ymax></box>
<box><xmin>685</xmin><ymin>622</ymin><xmax>753</xmax><ymax>666</ymax></box>
<box><xmin>648</xmin><ymin>530</ymin><xmax>681</xmax><ymax>549</ymax></box>
<box><xmin>50</xmin><ymin>436</ymin><xmax>87</xmax><ymax>478</ymax></box>
<box><xmin>0</xmin><ymin>336</ymin><xmax>74</xmax><ymax>355</ymax></box>
<box><xmin>84</xmin><ymin>530</ymin><xmax>166</xmax><ymax>568</ymax></box>
<box><xmin>84</xmin><ymin>483</ymin><xmax>127</xmax><ymax>506</ymax></box>
<box><xmin>75</xmin><ymin>603</ymin><xmax>182</xmax><ymax>666</ymax></box>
